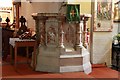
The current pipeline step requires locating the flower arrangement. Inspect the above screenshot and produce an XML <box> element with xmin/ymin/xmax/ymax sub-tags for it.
<box><xmin>113</xmin><ymin>33</ymin><xmax>120</xmax><ymax>45</ymax></box>
<box><xmin>116</xmin><ymin>33</ymin><xmax>120</xmax><ymax>41</ymax></box>
<box><xmin>113</xmin><ymin>33</ymin><xmax>120</xmax><ymax>41</ymax></box>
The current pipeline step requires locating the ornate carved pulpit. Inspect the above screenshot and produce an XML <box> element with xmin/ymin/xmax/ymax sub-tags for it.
<box><xmin>32</xmin><ymin>13</ymin><xmax>91</xmax><ymax>74</ymax></box>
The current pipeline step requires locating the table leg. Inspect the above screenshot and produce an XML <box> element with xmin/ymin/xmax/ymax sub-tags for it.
<box><xmin>14</xmin><ymin>46</ymin><xmax>17</xmax><ymax>69</ymax></box>
<box><xmin>33</xmin><ymin>46</ymin><xmax>36</xmax><ymax>70</ymax></box>
<box><xmin>26</xmin><ymin>47</ymin><xmax>29</xmax><ymax>63</ymax></box>
<box><xmin>10</xmin><ymin>45</ymin><xmax>13</xmax><ymax>64</ymax></box>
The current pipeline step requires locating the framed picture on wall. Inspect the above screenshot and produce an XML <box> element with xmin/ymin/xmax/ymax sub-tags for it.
<box><xmin>94</xmin><ymin>0</ymin><xmax>114</xmax><ymax>32</ymax></box>
<box><xmin>114</xmin><ymin>1</ymin><xmax>120</xmax><ymax>22</ymax></box>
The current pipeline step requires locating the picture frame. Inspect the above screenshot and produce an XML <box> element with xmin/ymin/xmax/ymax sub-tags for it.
<box><xmin>94</xmin><ymin>0</ymin><xmax>114</xmax><ymax>32</ymax></box>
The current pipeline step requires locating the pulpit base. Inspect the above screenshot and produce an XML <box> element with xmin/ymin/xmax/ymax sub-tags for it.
<box><xmin>35</xmin><ymin>47</ymin><xmax>92</xmax><ymax>74</ymax></box>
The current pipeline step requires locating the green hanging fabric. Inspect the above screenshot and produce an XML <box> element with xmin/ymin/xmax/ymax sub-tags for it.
<box><xmin>66</xmin><ymin>4</ymin><xmax>80</xmax><ymax>23</ymax></box>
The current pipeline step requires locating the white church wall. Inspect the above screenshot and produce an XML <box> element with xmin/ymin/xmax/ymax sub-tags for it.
<box><xmin>20</xmin><ymin>2</ymin><xmax>60</xmax><ymax>31</ymax></box>
<box><xmin>93</xmin><ymin>23</ymin><xmax>119</xmax><ymax>66</ymax></box>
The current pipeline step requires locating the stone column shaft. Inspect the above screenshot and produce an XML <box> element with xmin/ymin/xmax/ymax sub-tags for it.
<box><xmin>58</xmin><ymin>16</ymin><xmax>65</xmax><ymax>54</ymax></box>
<box><xmin>76</xmin><ymin>22</ymin><xmax>83</xmax><ymax>47</ymax></box>
<box><xmin>83</xmin><ymin>16</ymin><xmax>90</xmax><ymax>49</ymax></box>
<box><xmin>58</xmin><ymin>17</ymin><xmax>65</xmax><ymax>48</ymax></box>
<box><xmin>75</xmin><ymin>15</ymin><xmax>84</xmax><ymax>53</ymax></box>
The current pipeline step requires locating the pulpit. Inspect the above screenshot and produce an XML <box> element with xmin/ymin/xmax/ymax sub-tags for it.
<box><xmin>32</xmin><ymin>13</ymin><xmax>91</xmax><ymax>74</ymax></box>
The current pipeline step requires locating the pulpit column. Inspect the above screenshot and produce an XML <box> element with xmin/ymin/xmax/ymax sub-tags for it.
<box><xmin>83</xmin><ymin>15</ymin><xmax>91</xmax><ymax>49</ymax></box>
<box><xmin>39</xmin><ymin>19</ymin><xmax>46</xmax><ymax>46</ymax></box>
<box><xmin>58</xmin><ymin>16</ymin><xmax>65</xmax><ymax>53</ymax></box>
<box><xmin>35</xmin><ymin>18</ymin><xmax>40</xmax><ymax>46</ymax></box>
<box><xmin>32</xmin><ymin>16</ymin><xmax>46</xmax><ymax>52</ymax></box>
<box><xmin>75</xmin><ymin>16</ymin><xmax>84</xmax><ymax>53</ymax></box>
<box><xmin>60</xmin><ymin>26</ymin><xmax>65</xmax><ymax>48</ymax></box>
<box><xmin>34</xmin><ymin>17</ymin><xmax>47</xmax><ymax>46</ymax></box>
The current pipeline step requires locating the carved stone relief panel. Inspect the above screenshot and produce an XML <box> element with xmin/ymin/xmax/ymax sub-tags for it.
<box><xmin>45</xmin><ymin>18</ymin><xmax>58</xmax><ymax>46</ymax></box>
<box><xmin>64</xmin><ymin>23</ymin><xmax>76</xmax><ymax>48</ymax></box>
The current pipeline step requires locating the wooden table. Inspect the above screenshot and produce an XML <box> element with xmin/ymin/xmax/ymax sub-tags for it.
<box><xmin>9</xmin><ymin>38</ymin><xmax>36</xmax><ymax>70</ymax></box>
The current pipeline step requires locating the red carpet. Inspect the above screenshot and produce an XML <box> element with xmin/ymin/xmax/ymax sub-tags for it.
<box><xmin>1</xmin><ymin>55</ymin><xmax>120</xmax><ymax>79</ymax></box>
